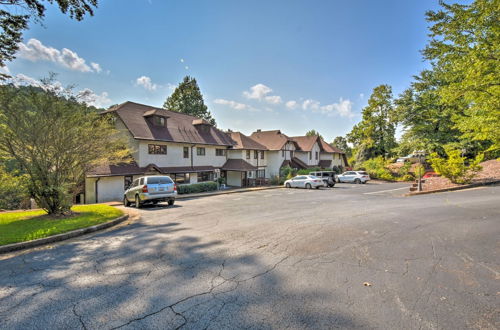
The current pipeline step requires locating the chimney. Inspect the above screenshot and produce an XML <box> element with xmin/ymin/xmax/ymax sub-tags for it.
<box><xmin>257</xmin><ymin>129</ymin><xmax>262</xmax><ymax>132</ymax></box>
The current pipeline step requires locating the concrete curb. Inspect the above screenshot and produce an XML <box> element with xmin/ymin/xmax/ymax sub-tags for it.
<box><xmin>0</xmin><ymin>214</ymin><xmax>129</xmax><ymax>254</ymax></box>
<box><xmin>405</xmin><ymin>180</ymin><xmax>500</xmax><ymax>196</ymax></box>
<box><xmin>176</xmin><ymin>185</ymin><xmax>284</xmax><ymax>200</ymax></box>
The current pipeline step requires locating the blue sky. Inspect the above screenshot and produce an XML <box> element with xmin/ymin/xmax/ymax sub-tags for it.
<box><xmin>4</xmin><ymin>0</ymin><xmax>445</xmax><ymax>142</ymax></box>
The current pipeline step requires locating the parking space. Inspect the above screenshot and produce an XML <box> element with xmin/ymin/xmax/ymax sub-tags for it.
<box><xmin>1</xmin><ymin>183</ymin><xmax>498</xmax><ymax>329</ymax></box>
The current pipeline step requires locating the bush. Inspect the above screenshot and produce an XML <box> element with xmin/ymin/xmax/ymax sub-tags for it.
<box><xmin>297</xmin><ymin>167</ymin><xmax>320</xmax><ymax>175</ymax></box>
<box><xmin>331</xmin><ymin>165</ymin><xmax>343</xmax><ymax>174</ymax></box>
<box><xmin>280</xmin><ymin>166</ymin><xmax>295</xmax><ymax>178</ymax></box>
<box><xmin>360</xmin><ymin>156</ymin><xmax>397</xmax><ymax>181</ymax></box>
<box><xmin>177</xmin><ymin>181</ymin><xmax>218</xmax><ymax>194</ymax></box>
<box><xmin>396</xmin><ymin>162</ymin><xmax>415</xmax><ymax>181</ymax></box>
<box><xmin>428</xmin><ymin>147</ymin><xmax>483</xmax><ymax>184</ymax></box>
<box><xmin>270</xmin><ymin>176</ymin><xmax>282</xmax><ymax>185</ymax></box>
<box><xmin>0</xmin><ymin>166</ymin><xmax>29</xmax><ymax>210</ymax></box>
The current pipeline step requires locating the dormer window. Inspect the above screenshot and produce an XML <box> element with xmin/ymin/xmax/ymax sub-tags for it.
<box><xmin>143</xmin><ymin>109</ymin><xmax>169</xmax><ymax>127</ymax></box>
<box><xmin>153</xmin><ymin>116</ymin><xmax>165</xmax><ymax>126</ymax></box>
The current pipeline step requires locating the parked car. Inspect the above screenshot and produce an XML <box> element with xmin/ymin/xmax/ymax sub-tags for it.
<box><xmin>396</xmin><ymin>154</ymin><xmax>420</xmax><ymax>163</ymax></box>
<box><xmin>337</xmin><ymin>171</ymin><xmax>371</xmax><ymax>184</ymax></box>
<box><xmin>309</xmin><ymin>171</ymin><xmax>336</xmax><ymax>187</ymax></box>
<box><xmin>284</xmin><ymin>175</ymin><xmax>324</xmax><ymax>189</ymax></box>
<box><xmin>124</xmin><ymin>176</ymin><xmax>177</xmax><ymax>208</ymax></box>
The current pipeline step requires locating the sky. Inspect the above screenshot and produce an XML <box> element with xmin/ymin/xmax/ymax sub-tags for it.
<box><xmin>3</xmin><ymin>0</ymin><xmax>446</xmax><ymax>143</ymax></box>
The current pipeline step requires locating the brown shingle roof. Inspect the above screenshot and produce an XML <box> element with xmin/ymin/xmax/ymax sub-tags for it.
<box><xmin>291</xmin><ymin>136</ymin><xmax>321</xmax><ymax>152</ymax></box>
<box><xmin>221</xmin><ymin>159</ymin><xmax>257</xmax><ymax>171</ymax></box>
<box><xmin>87</xmin><ymin>161</ymin><xmax>216</xmax><ymax>177</ymax></box>
<box><xmin>228</xmin><ymin>132</ymin><xmax>268</xmax><ymax>150</ymax></box>
<box><xmin>250</xmin><ymin>130</ymin><xmax>291</xmax><ymax>150</ymax></box>
<box><xmin>319</xmin><ymin>139</ymin><xmax>345</xmax><ymax>154</ymax></box>
<box><xmin>103</xmin><ymin>101</ymin><xmax>234</xmax><ymax>146</ymax></box>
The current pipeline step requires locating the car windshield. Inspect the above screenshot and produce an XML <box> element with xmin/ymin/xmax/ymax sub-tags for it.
<box><xmin>308</xmin><ymin>175</ymin><xmax>319</xmax><ymax>179</ymax></box>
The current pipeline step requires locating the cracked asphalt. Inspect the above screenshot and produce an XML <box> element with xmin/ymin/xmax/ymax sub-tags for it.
<box><xmin>1</xmin><ymin>182</ymin><xmax>499</xmax><ymax>329</ymax></box>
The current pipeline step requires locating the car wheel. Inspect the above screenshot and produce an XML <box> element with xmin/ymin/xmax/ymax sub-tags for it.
<box><xmin>135</xmin><ymin>195</ymin><xmax>142</xmax><ymax>208</ymax></box>
<box><xmin>315</xmin><ymin>186</ymin><xmax>320</xmax><ymax>189</ymax></box>
<box><xmin>123</xmin><ymin>196</ymin><xmax>131</xmax><ymax>207</ymax></box>
<box><xmin>286</xmin><ymin>183</ymin><xmax>291</xmax><ymax>188</ymax></box>
<box><xmin>362</xmin><ymin>181</ymin><xmax>366</xmax><ymax>184</ymax></box>
<box><xmin>306</xmin><ymin>183</ymin><xmax>312</xmax><ymax>189</ymax></box>
<box><xmin>168</xmin><ymin>199</ymin><xmax>175</xmax><ymax>206</ymax></box>
<box><xmin>354</xmin><ymin>178</ymin><xmax>361</xmax><ymax>184</ymax></box>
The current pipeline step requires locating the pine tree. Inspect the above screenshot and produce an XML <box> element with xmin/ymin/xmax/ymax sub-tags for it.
<box><xmin>163</xmin><ymin>76</ymin><xmax>216</xmax><ymax>126</ymax></box>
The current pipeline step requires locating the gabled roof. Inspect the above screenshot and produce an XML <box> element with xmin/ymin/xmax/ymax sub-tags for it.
<box><xmin>221</xmin><ymin>159</ymin><xmax>257</xmax><ymax>171</ymax></box>
<box><xmin>250</xmin><ymin>130</ymin><xmax>293</xmax><ymax>150</ymax></box>
<box><xmin>319</xmin><ymin>139</ymin><xmax>345</xmax><ymax>154</ymax></box>
<box><xmin>290</xmin><ymin>135</ymin><xmax>322</xmax><ymax>152</ymax></box>
<box><xmin>228</xmin><ymin>132</ymin><xmax>268</xmax><ymax>150</ymax></box>
<box><xmin>102</xmin><ymin>101</ymin><xmax>234</xmax><ymax>146</ymax></box>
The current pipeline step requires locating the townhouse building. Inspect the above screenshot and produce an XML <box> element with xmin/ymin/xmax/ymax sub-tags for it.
<box><xmin>84</xmin><ymin>102</ymin><xmax>349</xmax><ymax>203</ymax></box>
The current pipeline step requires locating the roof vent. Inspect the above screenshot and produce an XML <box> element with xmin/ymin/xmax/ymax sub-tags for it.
<box><xmin>256</xmin><ymin>129</ymin><xmax>262</xmax><ymax>132</ymax></box>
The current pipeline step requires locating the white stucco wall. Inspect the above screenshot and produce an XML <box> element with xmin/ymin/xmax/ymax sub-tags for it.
<box><xmin>116</xmin><ymin>118</ymin><xmax>140</xmax><ymax>161</ymax></box>
<box><xmin>227</xmin><ymin>149</ymin><xmax>267</xmax><ymax>167</ymax></box>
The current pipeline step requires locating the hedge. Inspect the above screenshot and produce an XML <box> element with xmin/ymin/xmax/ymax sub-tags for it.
<box><xmin>177</xmin><ymin>181</ymin><xmax>218</xmax><ymax>194</ymax></box>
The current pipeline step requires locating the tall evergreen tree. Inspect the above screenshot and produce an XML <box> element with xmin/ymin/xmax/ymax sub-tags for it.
<box><xmin>163</xmin><ymin>76</ymin><xmax>216</xmax><ymax>126</ymax></box>
<box><xmin>332</xmin><ymin>136</ymin><xmax>351</xmax><ymax>157</ymax></box>
<box><xmin>305</xmin><ymin>129</ymin><xmax>324</xmax><ymax>140</ymax></box>
<box><xmin>347</xmin><ymin>85</ymin><xmax>397</xmax><ymax>162</ymax></box>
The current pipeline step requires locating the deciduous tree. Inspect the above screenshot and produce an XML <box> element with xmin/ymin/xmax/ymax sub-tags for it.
<box><xmin>305</xmin><ymin>129</ymin><xmax>324</xmax><ymax>141</ymax></box>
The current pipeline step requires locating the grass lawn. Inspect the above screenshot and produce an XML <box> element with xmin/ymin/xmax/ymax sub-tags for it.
<box><xmin>0</xmin><ymin>204</ymin><xmax>124</xmax><ymax>246</ymax></box>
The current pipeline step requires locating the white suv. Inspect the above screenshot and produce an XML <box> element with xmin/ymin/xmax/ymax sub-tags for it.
<box><xmin>124</xmin><ymin>176</ymin><xmax>177</xmax><ymax>208</ymax></box>
<box><xmin>337</xmin><ymin>171</ymin><xmax>370</xmax><ymax>184</ymax></box>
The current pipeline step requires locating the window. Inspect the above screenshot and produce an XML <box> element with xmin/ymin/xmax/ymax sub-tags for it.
<box><xmin>183</xmin><ymin>147</ymin><xmax>189</xmax><ymax>158</ymax></box>
<box><xmin>197</xmin><ymin>171</ymin><xmax>213</xmax><ymax>182</ymax></box>
<box><xmin>147</xmin><ymin>176</ymin><xmax>173</xmax><ymax>184</ymax></box>
<box><xmin>216</xmin><ymin>149</ymin><xmax>226</xmax><ymax>156</ymax></box>
<box><xmin>282</xmin><ymin>150</ymin><xmax>285</xmax><ymax>157</ymax></box>
<box><xmin>254</xmin><ymin>150</ymin><xmax>258</xmax><ymax>159</ymax></box>
<box><xmin>246</xmin><ymin>150</ymin><xmax>251</xmax><ymax>159</ymax></box>
<box><xmin>197</xmin><ymin>147</ymin><xmax>206</xmax><ymax>156</ymax></box>
<box><xmin>315</xmin><ymin>152</ymin><xmax>319</xmax><ymax>160</ymax></box>
<box><xmin>124</xmin><ymin>176</ymin><xmax>133</xmax><ymax>190</ymax></box>
<box><xmin>248</xmin><ymin>171</ymin><xmax>252</xmax><ymax>178</ymax></box>
<box><xmin>151</xmin><ymin>115</ymin><xmax>165</xmax><ymax>126</ymax></box>
<box><xmin>260</xmin><ymin>151</ymin><xmax>264</xmax><ymax>159</ymax></box>
<box><xmin>171</xmin><ymin>173</ymin><xmax>189</xmax><ymax>184</ymax></box>
<box><xmin>256</xmin><ymin>169</ymin><xmax>265</xmax><ymax>178</ymax></box>
<box><xmin>309</xmin><ymin>152</ymin><xmax>312</xmax><ymax>160</ymax></box>
<box><xmin>148</xmin><ymin>144</ymin><xmax>167</xmax><ymax>155</ymax></box>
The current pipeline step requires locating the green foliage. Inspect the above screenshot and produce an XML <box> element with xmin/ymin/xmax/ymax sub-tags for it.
<box><xmin>0</xmin><ymin>164</ymin><xmax>29</xmax><ymax>210</ymax></box>
<box><xmin>279</xmin><ymin>166</ymin><xmax>295</xmax><ymax>179</ymax></box>
<box><xmin>348</xmin><ymin>85</ymin><xmax>397</xmax><ymax>161</ymax></box>
<box><xmin>397</xmin><ymin>162</ymin><xmax>415</xmax><ymax>182</ymax></box>
<box><xmin>177</xmin><ymin>182</ymin><xmax>218</xmax><ymax>194</ymax></box>
<box><xmin>297</xmin><ymin>167</ymin><xmax>321</xmax><ymax>175</ymax></box>
<box><xmin>164</xmin><ymin>76</ymin><xmax>216</xmax><ymax>126</ymax></box>
<box><xmin>423</xmin><ymin>0</ymin><xmax>500</xmax><ymax>152</ymax></box>
<box><xmin>360</xmin><ymin>156</ymin><xmax>396</xmax><ymax>181</ymax></box>
<box><xmin>0</xmin><ymin>83</ymin><xmax>130</xmax><ymax>215</ymax></box>
<box><xmin>332</xmin><ymin>136</ymin><xmax>351</xmax><ymax>157</ymax></box>
<box><xmin>428</xmin><ymin>147</ymin><xmax>484</xmax><ymax>184</ymax></box>
<box><xmin>0</xmin><ymin>0</ymin><xmax>97</xmax><ymax>69</ymax></box>
<box><xmin>413</xmin><ymin>164</ymin><xmax>426</xmax><ymax>178</ymax></box>
<box><xmin>331</xmin><ymin>165</ymin><xmax>343</xmax><ymax>174</ymax></box>
<box><xmin>0</xmin><ymin>204</ymin><xmax>123</xmax><ymax>246</ymax></box>
<box><xmin>305</xmin><ymin>129</ymin><xmax>324</xmax><ymax>141</ymax></box>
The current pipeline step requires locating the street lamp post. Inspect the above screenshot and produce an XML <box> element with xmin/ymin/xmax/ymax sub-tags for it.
<box><xmin>415</xmin><ymin>150</ymin><xmax>426</xmax><ymax>192</ymax></box>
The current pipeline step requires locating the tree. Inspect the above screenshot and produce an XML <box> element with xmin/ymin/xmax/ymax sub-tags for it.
<box><xmin>428</xmin><ymin>147</ymin><xmax>483</xmax><ymax>184</ymax></box>
<box><xmin>347</xmin><ymin>85</ymin><xmax>397</xmax><ymax>162</ymax></box>
<box><xmin>0</xmin><ymin>81</ymin><xmax>129</xmax><ymax>215</ymax></box>
<box><xmin>394</xmin><ymin>69</ymin><xmax>463</xmax><ymax>157</ymax></box>
<box><xmin>305</xmin><ymin>129</ymin><xmax>324</xmax><ymax>140</ymax></box>
<box><xmin>331</xmin><ymin>136</ymin><xmax>351</xmax><ymax>156</ymax></box>
<box><xmin>0</xmin><ymin>0</ymin><xmax>97</xmax><ymax>69</ymax></box>
<box><xmin>423</xmin><ymin>0</ymin><xmax>500</xmax><ymax>152</ymax></box>
<box><xmin>163</xmin><ymin>76</ymin><xmax>216</xmax><ymax>126</ymax></box>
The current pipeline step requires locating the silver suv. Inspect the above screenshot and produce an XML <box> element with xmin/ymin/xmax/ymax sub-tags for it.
<box><xmin>309</xmin><ymin>171</ymin><xmax>336</xmax><ymax>187</ymax></box>
<box><xmin>337</xmin><ymin>171</ymin><xmax>371</xmax><ymax>184</ymax></box>
<box><xmin>124</xmin><ymin>176</ymin><xmax>177</xmax><ymax>208</ymax></box>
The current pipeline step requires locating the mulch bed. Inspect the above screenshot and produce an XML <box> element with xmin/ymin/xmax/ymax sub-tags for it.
<box><xmin>423</xmin><ymin>159</ymin><xmax>500</xmax><ymax>191</ymax></box>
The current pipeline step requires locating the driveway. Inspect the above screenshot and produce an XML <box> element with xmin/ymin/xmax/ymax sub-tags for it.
<box><xmin>1</xmin><ymin>183</ymin><xmax>499</xmax><ymax>329</ymax></box>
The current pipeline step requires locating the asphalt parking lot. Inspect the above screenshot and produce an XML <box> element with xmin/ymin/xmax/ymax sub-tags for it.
<box><xmin>1</xmin><ymin>182</ymin><xmax>499</xmax><ymax>329</ymax></box>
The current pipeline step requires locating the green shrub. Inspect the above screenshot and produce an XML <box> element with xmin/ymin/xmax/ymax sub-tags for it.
<box><xmin>177</xmin><ymin>181</ymin><xmax>218</xmax><ymax>194</ymax></box>
<box><xmin>360</xmin><ymin>156</ymin><xmax>397</xmax><ymax>181</ymax></box>
<box><xmin>0</xmin><ymin>166</ymin><xmax>29</xmax><ymax>210</ymax></box>
<box><xmin>297</xmin><ymin>167</ymin><xmax>321</xmax><ymax>175</ymax></box>
<box><xmin>280</xmin><ymin>166</ymin><xmax>296</xmax><ymax>178</ymax></box>
<box><xmin>331</xmin><ymin>165</ymin><xmax>343</xmax><ymax>174</ymax></box>
<box><xmin>428</xmin><ymin>147</ymin><xmax>483</xmax><ymax>184</ymax></box>
<box><xmin>396</xmin><ymin>162</ymin><xmax>415</xmax><ymax>181</ymax></box>
<box><xmin>270</xmin><ymin>176</ymin><xmax>283</xmax><ymax>185</ymax></box>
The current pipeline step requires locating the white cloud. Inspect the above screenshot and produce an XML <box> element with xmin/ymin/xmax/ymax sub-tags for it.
<box><xmin>180</xmin><ymin>58</ymin><xmax>184</xmax><ymax>63</ymax></box>
<box><xmin>265</xmin><ymin>95</ymin><xmax>282</xmax><ymax>104</ymax></box>
<box><xmin>135</xmin><ymin>76</ymin><xmax>158</xmax><ymax>91</ymax></box>
<box><xmin>214</xmin><ymin>98</ymin><xmax>249</xmax><ymax>111</ymax></box>
<box><xmin>302</xmin><ymin>99</ymin><xmax>320</xmax><ymax>111</ymax></box>
<box><xmin>285</xmin><ymin>100</ymin><xmax>298</xmax><ymax>109</ymax></box>
<box><xmin>77</xmin><ymin>88</ymin><xmax>112</xmax><ymax>108</ymax></box>
<box><xmin>359</xmin><ymin>93</ymin><xmax>364</xmax><ymax>99</ymax></box>
<box><xmin>17</xmin><ymin>38</ymin><xmax>102</xmax><ymax>73</ymax></box>
<box><xmin>243</xmin><ymin>83</ymin><xmax>272</xmax><ymax>100</ymax></box>
<box><xmin>320</xmin><ymin>98</ymin><xmax>354</xmax><ymax>118</ymax></box>
<box><xmin>185</xmin><ymin>66</ymin><xmax>189</xmax><ymax>70</ymax></box>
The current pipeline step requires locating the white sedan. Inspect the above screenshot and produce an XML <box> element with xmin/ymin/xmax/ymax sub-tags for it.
<box><xmin>284</xmin><ymin>175</ymin><xmax>325</xmax><ymax>189</ymax></box>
